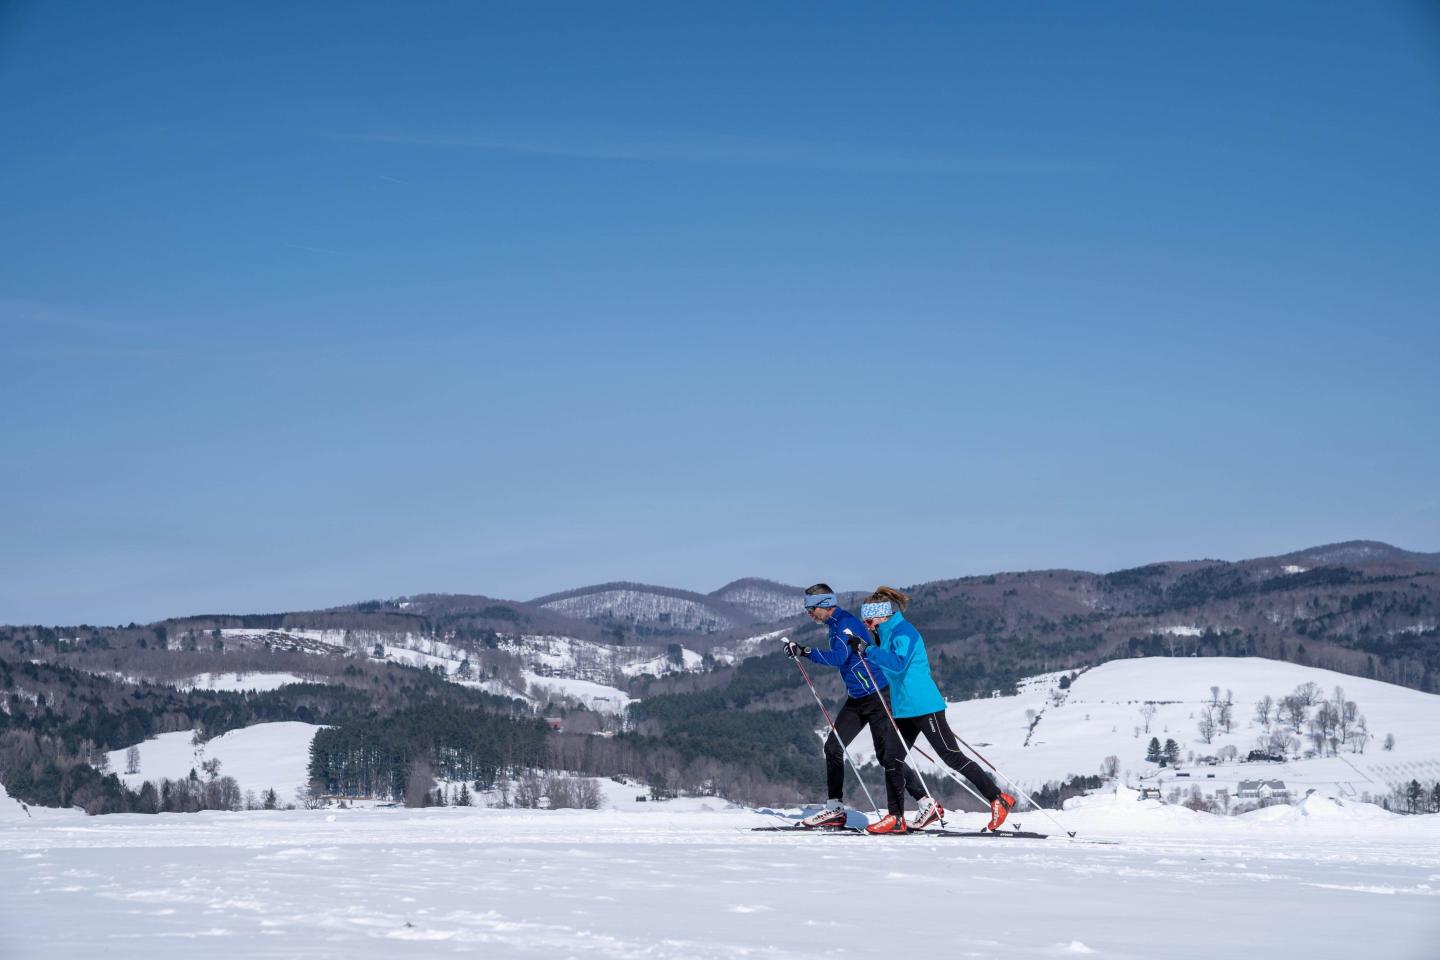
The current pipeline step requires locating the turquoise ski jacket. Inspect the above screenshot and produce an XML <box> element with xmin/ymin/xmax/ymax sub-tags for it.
<box><xmin>865</xmin><ymin>610</ymin><xmax>946</xmax><ymax>718</ymax></box>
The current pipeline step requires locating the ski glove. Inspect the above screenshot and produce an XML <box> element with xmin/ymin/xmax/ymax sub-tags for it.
<box><xmin>782</xmin><ymin>639</ymin><xmax>810</xmax><ymax>659</ymax></box>
<box><xmin>844</xmin><ymin>630</ymin><xmax>869</xmax><ymax>656</ymax></box>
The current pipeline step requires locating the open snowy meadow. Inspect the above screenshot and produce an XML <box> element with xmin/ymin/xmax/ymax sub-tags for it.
<box><xmin>3</xmin><ymin>786</ymin><xmax>1437</xmax><ymax>960</ymax></box>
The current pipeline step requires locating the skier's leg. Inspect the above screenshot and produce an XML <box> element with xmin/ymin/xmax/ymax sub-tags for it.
<box><xmin>864</xmin><ymin>691</ymin><xmax>907</xmax><ymax>816</ymax></box>
<box><xmin>922</xmin><ymin>711</ymin><xmax>1001</xmax><ymax>803</ymax></box>
<box><xmin>896</xmin><ymin>717</ymin><xmax>927</xmax><ymax>802</ymax></box>
<box><xmin>825</xmin><ymin>699</ymin><xmax>866</xmax><ymax>802</ymax></box>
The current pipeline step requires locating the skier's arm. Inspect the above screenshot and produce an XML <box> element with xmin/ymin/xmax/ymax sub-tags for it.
<box><xmin>861</xmin><ymin>627</ymin><xmax>911</xmax><ymax>675</ymax></box>
<box><xmin>805</xmin><ymin>629</ymin><xmax>850</xmax><ymax>667</ymax></box>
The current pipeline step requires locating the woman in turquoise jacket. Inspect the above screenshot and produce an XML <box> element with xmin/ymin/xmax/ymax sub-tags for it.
<box><xmin>859</xmin><ymin>586</ymin><xmax>1016</xmax><ymax>832</ymax></box>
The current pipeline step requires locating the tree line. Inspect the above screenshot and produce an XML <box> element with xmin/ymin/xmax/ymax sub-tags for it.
<box><xmin>307</xmin><ymin>703</ymin><xmax>550</xmax><ymax>800</ymax></box>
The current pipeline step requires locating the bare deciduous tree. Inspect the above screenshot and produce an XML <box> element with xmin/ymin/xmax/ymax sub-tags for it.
<box><xmin>1347</xmin><ymin>715</ymin><xmax>1372</xmax><ymax>754</ymax></box>
<box><xmin>1198</xmin><ymin>707</ymin><xmax>1217</xmax><ymax>745</ymax></box>
<box><xmin>1293</xmin><ymin>682</ymin><xmax>1321</xmax><ymax>707</ymax></box>
<box><xmin>1278</xmin><ymin>695</ymin><xmax>1307</xmax><ymax>733</ymax></box>
<box><xmin>404</xmin><ymin>760</ymin><xmax>436</xmax><ymax>808</ymax></box>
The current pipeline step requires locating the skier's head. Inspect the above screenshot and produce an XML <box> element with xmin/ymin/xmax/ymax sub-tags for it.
<box><xmin>860</xmin><ymin>586</ymin><xmax>909</xmax><ymax>630</ymax></box>
<box><xmin>803</xmin><ymin>583</ymin><xmax>837</xmax><ymax>623</ymax></box>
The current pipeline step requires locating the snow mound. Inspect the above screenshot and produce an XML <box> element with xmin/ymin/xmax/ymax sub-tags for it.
<box><xmin>1240</xmin><ymin>792</ymin><xmax>1396</xmax><ymax>824</ymax></box>
<box><xmin>1058</xmin><ymin>786</ymin><xmax>1210</xmax><ymax>831</ymax></box>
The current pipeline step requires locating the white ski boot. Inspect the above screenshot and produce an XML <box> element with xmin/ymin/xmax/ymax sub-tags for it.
<box><xmin>907</xmin><ymin>796</ymin><xmax>945</xmax><ymax>830</ymax></box>
<box><xmin>799</xmin><ymin>802</ymin><xmax>848</xmax><ymax>829</ymax></box>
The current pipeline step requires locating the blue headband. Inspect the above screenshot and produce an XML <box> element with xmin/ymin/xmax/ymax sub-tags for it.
<box><xmin>860</xmin><ymin>600</ymin><xmax>893</xmax><ymax>620</ymax></box>
<box><xmin>803</xmin><ymin>593</ymin><xmax>837</xmax><ymax>610</ymax></box>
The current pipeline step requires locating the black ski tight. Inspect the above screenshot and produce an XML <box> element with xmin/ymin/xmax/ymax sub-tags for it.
<box><xmin>824</xmin><ymin>689</ymin><xmax>923</xmax><ymax>816</ymax></box>
<box><xmin>895</xmin><ymin>711</ymin><xmax>1002</xmax><ymax>804</ymax></box>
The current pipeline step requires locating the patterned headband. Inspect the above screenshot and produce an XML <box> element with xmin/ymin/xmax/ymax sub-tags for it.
<box><xmin>860</xmin><ymin>601</ymin><xmax>893</xmax><ymax>620</ymax></box>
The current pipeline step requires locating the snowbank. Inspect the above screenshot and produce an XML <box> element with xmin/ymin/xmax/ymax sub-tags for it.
<box><xmin>1239</xmin><ymin>792</ymin><xmax>1397</xmax><ymax>825</ymax></box>
<box><xmin>1060</xmin><ymin>785</ymin><xmax>1212</xmax><ymax>831</ymax></box>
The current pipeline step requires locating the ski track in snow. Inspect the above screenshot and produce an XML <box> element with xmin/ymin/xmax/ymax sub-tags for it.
<box><xmin>2</xmin><ymin>805</ymin><xmax>1438</xmax><ymax>960</ymax></box>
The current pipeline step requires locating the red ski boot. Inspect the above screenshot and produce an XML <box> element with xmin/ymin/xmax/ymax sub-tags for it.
<box><xmin>865</xmin><ymin>813</ymin><xmax>909</xmax><ymax>835</ymax></box>
<box><xmin>987</xmin><ymin>792</ymin><xmax>1016</xmax><ymax>832</ymax></box>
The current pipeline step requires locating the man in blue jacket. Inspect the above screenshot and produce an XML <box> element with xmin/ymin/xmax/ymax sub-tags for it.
<box><xmin>784</xmin><ymin>583</ymin><xmax>923</xmax><ymax>829</ymax></box>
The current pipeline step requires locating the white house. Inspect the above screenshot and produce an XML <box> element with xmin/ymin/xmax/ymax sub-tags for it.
<box><xmin>1237</xmin><ymin>779</ymin><xmax>1290</xmax><ymax>802</ymax></box>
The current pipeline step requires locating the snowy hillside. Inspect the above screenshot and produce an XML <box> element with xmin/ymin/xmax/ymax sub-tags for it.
<box><xmin>535</xmin><ymin>585</ymin><xmax>744</xmax><ymax>632</ymax></box>
<box><xmin>104</xmin><ymin>722</ymin><xmax>324</xmax><ymax>799</ymax></box>
<box><xmin>708</xmin><ymin>578</ymin><xmax>804</xmax><ymax>622</ymax></box>
<box><xmin>0</xmin><ymin>780</ymin><xmax>46</xmax><ymax>822</ymax></box>
<box><xmin>519</xmin><ymin>672</ymin><xmax>633</xmax><ymax>714</ymax></box>
<box><xmin>848</xmin><ymin>657</ymin><xmax>1440</xmax><ymax>804</ymax></box>
<box><xmin>175</xmin><ymin>671</ymin><xmax>312</xmax><ymax>692</ymax></box>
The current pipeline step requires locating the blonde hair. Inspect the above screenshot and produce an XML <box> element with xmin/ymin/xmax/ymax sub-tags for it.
<box><xmin>864</xmin><ymin>586</ymin><xmax>910</xmax><ymax>610</ymax></box>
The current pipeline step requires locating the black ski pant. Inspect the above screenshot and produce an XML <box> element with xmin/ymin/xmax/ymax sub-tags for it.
<box><xmin>895</xmin><ymin>710</ymin><xmax>1002</xmax><ymax>804</ymax></box>
<box><xmin>824</xmin><ymin>689</ymin><xmax>923</xmax><ymax>816</ymax></box>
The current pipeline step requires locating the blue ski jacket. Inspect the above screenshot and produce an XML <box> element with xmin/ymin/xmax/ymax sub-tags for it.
<box><xmin>865</xmin><ymin>610</ymin><xmax>946</xmax><ymax>718</ymax></box>
<box><xmin>806</xmin><ymin>607</ymin><xmax>890</xmax><ymax>699</ymax></box>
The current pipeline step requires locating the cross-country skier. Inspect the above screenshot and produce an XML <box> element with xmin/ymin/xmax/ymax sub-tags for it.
<box><xmin>784</xmin><ymin>583</ymin><xmax>926</xmax><ymax>832</ymax></box>
<box><xmin>853</xmin><ymin>586</ymin><xmax>1016</xmax><ymax>834</ymax></box>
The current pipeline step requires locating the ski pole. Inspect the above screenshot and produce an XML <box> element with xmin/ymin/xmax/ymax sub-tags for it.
<box><xmin>942</xmin><ymin>728</ymin><xmax>1078</xmax><ymax>839</ymax></box>
<box><xmin>879</xmin><ymin>726</ymin><xmax>991</xmax><ymax>811</ymax></box>
<box><xmin>851</xmin><ymin>652</ymin><xmax>945</xmax><ymax>825</ymax></box>
<box><xmin>787</xmin><ymin>646</ymin><xmax>882</xmax><ymax>820</ymax></box>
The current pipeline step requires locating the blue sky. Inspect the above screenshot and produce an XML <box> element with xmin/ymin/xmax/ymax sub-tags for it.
<box><xmin>2</xmin><ymin>2</ymin><xmax>1437</xmax><ymax>625</ymax></box>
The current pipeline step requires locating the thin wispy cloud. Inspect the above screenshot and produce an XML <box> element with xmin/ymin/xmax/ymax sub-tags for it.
<box><xmin>284</xmin><ymin>242</ymin><xmax>358</xmax><ymax>257</ymax></box>
<box><xmin>0</xmin><ymin>298</ymin><xmax>140</xmax><ymax>335</ymax></box>
<box><xmin>331</xmin><ymin>128</ymin><xmax>1093</xmax><ymax>175</ymax></box>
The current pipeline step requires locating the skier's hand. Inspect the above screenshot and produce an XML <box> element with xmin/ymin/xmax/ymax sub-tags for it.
<box><xmin>782</xmin><ymin>639</ymin><xmax>810</xmax><ymax>659</ymax></box>
<box><xmin>845</xmin><ymin>631</ymin><xmax>869</xmax><ymax>656</ymax></box>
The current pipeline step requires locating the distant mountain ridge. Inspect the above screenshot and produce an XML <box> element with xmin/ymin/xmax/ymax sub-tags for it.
<box><xmin>527</xmin><ymin>578</ymin><xmax>805</xmax><ymax>636</ymax></box>
<box><xmin>7</xmin><ymin>539</ymin><xmax>1437</xmax><ymax>694</ymax></box>
<box><xmin>528</xmin><ymin>582</ymin><xmax>758</xmax><ymax>635</ymax></box>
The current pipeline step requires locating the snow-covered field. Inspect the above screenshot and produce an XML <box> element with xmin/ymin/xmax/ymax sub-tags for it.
<box><xmin>174</xmin><ymin>672</ymin><xmax>312</xmax><ymax>693</ymax></box>
<box><xmin>521</xmin><ymin>671</ymin><xmax>633</xmax><ymax>714</ymax></box>
<box><xmin>2</xmin><ymin>782</ymin><xmax>1436</xmax><ymax>959</ymax></box>
<box><xmin>104</xmin><ymin>722</ymin><xmax>325</xmax><ymax>799</ymax></box>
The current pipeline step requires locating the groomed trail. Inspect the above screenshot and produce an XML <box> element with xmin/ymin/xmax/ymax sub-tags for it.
<box><xmin>1</xmin><ymin>789</ymin><xmax>1437</xmax><ymax>960</ymax></box>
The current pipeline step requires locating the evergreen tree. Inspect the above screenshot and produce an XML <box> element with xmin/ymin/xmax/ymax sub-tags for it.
<box><xmin>456</xmin><ymin>783</ymin><xmax>472</xmax><ymax>807</ymax></box>
<box><xmin>1163</xmin><ymin>738</ymin><xmax>1181</xmax><ymax>765</ymax></box>
<box><xmin>1145</xmin><ymin>737</ymin><xmax>1162</xmax><ymax>763</ymax></box>
<box><xmin>263</xmin><ymin>788</ymin><xmax>278</xmax><ymax>810</ymax></box>
<box><xmin>434</xmin><ymin>786</ymin><xmax>446</xmax><ymax>807</ymax></box>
